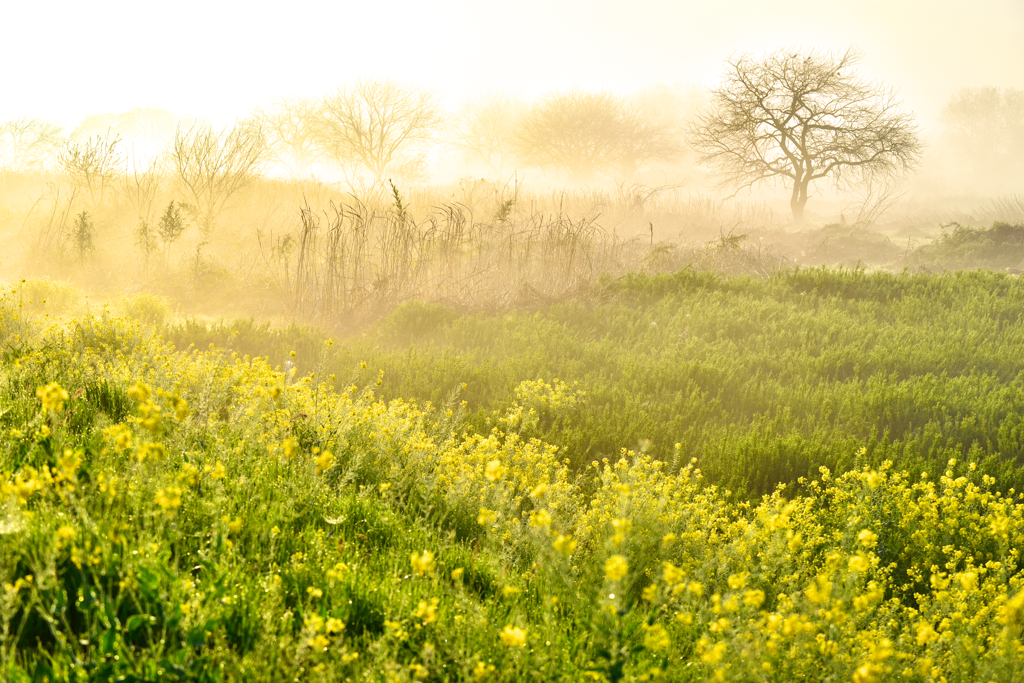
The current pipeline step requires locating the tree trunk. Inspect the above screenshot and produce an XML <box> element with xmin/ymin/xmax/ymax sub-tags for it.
<box><xmin>790</xmin><ymin>178</ymin><xmax>809</xmax><ymax>227</ymax></box>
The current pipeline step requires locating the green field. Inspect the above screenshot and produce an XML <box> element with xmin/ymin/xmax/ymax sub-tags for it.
<box><xmin>2</xmin><ymin>269</ymin><xmax>1024</xmax><ymax>682</ymax></box>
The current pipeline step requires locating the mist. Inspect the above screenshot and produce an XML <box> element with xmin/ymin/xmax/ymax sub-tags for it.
<box><xmin>0</xmin><ymin>0</ymin><xmax>1023</xmax><ymax>321</ymax></box>
<box><xmin>8</xmin><ymin>3</ymin><xmax>1024</xmax><ymax>678</ymax></box>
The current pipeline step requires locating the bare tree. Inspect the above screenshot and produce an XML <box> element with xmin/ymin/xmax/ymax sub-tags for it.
<box><xmin>514</xmin><ymin>90</ymin><xmax>682</xmax><ymax>183</ymax></box>
<box><xmin>121</xmin><ymin>155</ymin><xmax>163</xmax><ymax>224</ymax></box>
<box><xmin>616</xmin><ymin>92</ymin><xmax>686</xmax><ymax>179</ymax></box>
<box><xmin>449</xmin><ymin>92</ymin><xmax>525</xmax><ymax>176</ymax></box>
<box><xmin>58</xmin><ymin>131</ymin><xmax>123</xmax><ymax>203</ymax></box>
<box><xmin>690</xmin><ymin>47</ymin><xmax>922</xmax><ymax>226</ymax></box>
<box><xmin>514</xmin><ymin>90</ymin><xmax>622</xmax><ymax>183</ymax></box>
<box><xmin>258</xmin><ymin>96</ymin><xmax>322</xmax><ymax>177</ymax></box>
<box><xmin>313</xmin><ymin>80</ymin><xmax>442</xmax><ymax>182</ymax></box>
<box><xmin>0</xmin><ymin>117</ymin><xmax>63</xmax><ymax>172</ymax></box>
<box><xmin>939</xmin><ymin>87</ymin><xmax>1024</xmax><ymax>192</ymax></box>
<box><xmin>171</xmin><ymin>120</ymin><xmax>268</xmax><ymax>234</ymax></box>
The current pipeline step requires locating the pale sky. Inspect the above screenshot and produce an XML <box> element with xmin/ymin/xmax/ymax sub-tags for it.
<box><xmin>2</xmin><ymin>0</ymin><xmax>1022</xmax><ymax>132</ymax></box>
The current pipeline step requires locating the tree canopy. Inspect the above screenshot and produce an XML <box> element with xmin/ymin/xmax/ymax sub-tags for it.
<box><xmin>690</xmin><ymin>47</ymin><xmax>922</xmax><ymax>225</ymax></box>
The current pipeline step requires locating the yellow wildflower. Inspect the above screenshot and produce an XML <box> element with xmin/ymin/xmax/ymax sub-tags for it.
<box><xmin>605</xmin><ymin>555</ymin><xmax>628</xmax><ymax>581</ymax></box>
<box><xmin>412</xmin><ymin>598</ymin><xmax>439</xmax><ymax>626</ymax></box>
<box><xmin>553</xmin><ymin>534</ymin><xmax>578</xmax><ymax>555</ymax></box>
<box><xmin>154</xmin><ymin>487</ymin><xmax>182</xmax><ymax>510</ymax></box>
<box><xmin>484</xmin><ymin>460</ymin><xmax>505</xmax><ymax>482</ymax></box>
<box><xmin>410</xmin><ymin>551</ymin><xmax>435</xmax><ymax>577</ymax></box>
<box><xmin>499</xmin><ymin>625</ymin><xmax>527</xmax><ymax>647</ymax></box>
<box><xmin>37</xmin><ymin>382</ymin><xmax>69</xmax><ymax>415</ymax></box>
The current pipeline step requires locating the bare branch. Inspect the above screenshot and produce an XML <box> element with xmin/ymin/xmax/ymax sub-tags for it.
<box><xmin>690</xmin><ymin>47</ymin><xmax>922</xmax><ymax>225</ymax></box>
<box><xmin>313</xmin><ymin>80</ymin><xmax>441</xmax><ymax>183</ymax></box>
<box><xmin>171</xmin><ymin>120</ymin><xmax>268</xmax><ymax>233</ymax></box>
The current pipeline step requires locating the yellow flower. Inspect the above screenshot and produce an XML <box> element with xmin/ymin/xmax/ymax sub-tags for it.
<box><xmin>499</xmin><ymin>625</ymin><xmax>527</xmax><ymax>647</ymax></box>
<box><xmin>210</xmin><ymin>462</ymin><xmax>226</xmax><ymax>479</ymax></box>
<box><xmin>849</xmin><ymin>554</ymin><xmax>870</xmax><ymax>572</ymax></box>
<box><xmin>410</xmin><ymin>551</ymin><xmax>435</xmax><ymax>577</ymax></box>
<box><xmin>36</xmin><ymin>382</ymin><xmax>69</xmax><ymax>415</ymax></box>
<box><xmin>327</xmin><ymin>562</ymin><xmax>350</xmax><ymax>581</ymax></box>
<box><xmin>326</xmin><ymin>617</ymin><xmax>345</xmax><ymax>635</ymax></box>
<box><xmin>743</xmin><ymin>589</ymin><xmax>765</xmax><ymax>608</ymax></box>
<box><xmin>314</xmin><ymin>450</ymin><xmax>335</xmax><ymax>473</ymax></box>
<box><xmin>958</xmin><ymin>571</ymin><xmax>978</xmax><ymax>590</ymax></box>
<box><xmin>306</xmin><ymin>634</ymin><xmax>329</xmax><ymax>650</ymax></box>
<box><xmin>858</xmin><ymin>529</ymin><xmax>878</xmax><ymax>548</ymax></box>
<box><xmin>103</xmin><ymin>424</ymin><xmax>133</xmax><ymax>451</ymax></box>
<box><xmin>643</xmin><ymin>623</ymin><xmax>670</xmax><ymax>651</ymax></box>
<box><xmin>699</xmin><ymin>639</ymin><xmax>727</xmax><ymax>663</ymax></box>
<box><xmin>604</xmin><ymin>555</ymin><xmax>628</xmax><ymax>581</ymax></box>
<box><xmin>307</xmin><ymin>586</ymin><xmax>323</xmax><ymax>598</ymax></box>
<box><xmin>727</xmin><ymin>573</ymin><xmax>747</xmax><ymax>590</ymax></box>
<box><xmin>529</xmin><ymin>509</ymin><xmax>552</xmax><ymax>527</ymax></box>
<box><xmin>282</xmin><ymin>437</ymin><xmax>299</xmax><ymax>458</ymax></box>
<box><xmin>412</xmin><ymin>598</ymin><xmax>439</xmax><ymax>625</ymax></box>
<box><xmin>484</xmin><ymin>460</ymin><xmax>505</xmax><ymax>482</ymax></box>
<box><xmin>662</xmin><ymin>562</ymin><xmax>685</xmax><ymax>586</ymax></box>
<box><xmin>170</xmin><ymin>395</ymin><xmax>189</xmax><ymax>421</ymax></box>
<box><xmin>451</xmin><ymin>567</ymin><xmax>464</xmax><ymax>580</ymax></box>
<box><xmin>2</xmin><ymin>467</ymin><xmax>44</xmax><ymax>504</ymax></box>
<box><xmin>127</xmin><ymin>382</ymin><xmax>151</xmax><ymax>402</ymax></box>
<box><xmin>553</xmin><ymin>534</ymin><xmax>578</xmax><ymax>555</ymax></box>
<box><xmin>478</xmin><ymin>508</ymin><xmax>497</xmax><ymax>525</ymax></box>
<box><xmin>137</xmin><ymin>443</ymin><xmax>165</xmax><ymax>462</ymax></box>
<box><xmin>915</xmin><ymin>621</ymin><xmax>938</xmax><ymax>646</ymax></box>
<box><xmin>56</xmin><ymin>525</ymin><xmax>76</xmax><ymax>544</ymax></box>
<box><xmin>154</xmin><ymin>487</ymin><xmax>182</xmax><ymax>510</ymax></box>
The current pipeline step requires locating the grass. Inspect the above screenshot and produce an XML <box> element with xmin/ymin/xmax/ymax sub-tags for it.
<box><xmin>2</xmin><ymin>271</ymin><xmax>1024</xmax><ymax>681</ymax></box>
<box><xmin>166</xmin><ymin>266</ymin><xmax>1024</xmax><ymax>498</ymax></box>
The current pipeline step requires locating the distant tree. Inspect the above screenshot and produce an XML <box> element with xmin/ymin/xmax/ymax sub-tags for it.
<box><xmin>121</xmin><ymin>155</ymin><xmax>163</xmax><ymax>226</ymax></box>
<box><xmin>171</xmin><ymin>121</ymin><xmax>268</xmax><ymax>234</ymax></box>
<box><xmin>258</xmin><ymin>96</ymin><xmax>322</xmax><ymax>177</ymax></box>
<box><xmin>313</xmin><ymin>80</ymin><xmax>442</xmax><ymax>182</ymax></box>
<box><xmin>513</xmin><ymin>90</ymin><xmax>681</xmax><ymax>183</ymax></box>
<box><xmin>157</xmin><ymin>200</ymin><xmax>187</xmax><ymax>249</ymax></box>
<box><xmin>939</xmin><ymin>87</ymin><xmax>1024</xmax><ymax>191</ymax></box>
<box><xmin>449</xmin><ymin>92</ymin><xmax>525</xmax><ymax>176</ymax></box>
<box><xmin>690</xmin><ymin>47</ymin><xmax>922</xmax><ymax>226</ymax></box>
<box><xmin>0</xmin><ymin>117</ymin><xmax>63</xmax><ymax>172</ymax></box>
<box><xmin>616</xmin><ymin>91</ymin><xmax>687</xmax><ymax>179</ymax></box>
<box><xmin>58</xmin><ymin>132</ymin><xmax>123</xmax><ymax>203</ymax></box>
<box><xmin>72</xmin><ymin>211</ymin><xmax>94</xmax><ymax>262</ymax></box>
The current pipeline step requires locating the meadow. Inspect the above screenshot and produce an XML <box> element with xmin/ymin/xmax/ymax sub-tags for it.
<box><xmin>2</xmin><ymin>268</ymin><xmax>1024</xmax><ymax>682</ymax></box>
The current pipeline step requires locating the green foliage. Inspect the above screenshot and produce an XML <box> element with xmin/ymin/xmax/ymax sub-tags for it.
<box><xmin>157</xmin><ymin>200</ymin><xmax>186</xmax><ymax>248</ymax></box>
<box><xmin>2</xmin><ymin>275</ymin><xmax>1024</xmax><ymax>681</ymax></box>
<box><xmin>916</xmin><ymin>221</ymin><xmax>1024</xmax><ymax>270</ymax></box>
<box><xmin>172</xmin><ymin>267</ymin><xmax>1024</xmax><ymax>497</ymax></box>
<box><xmin>71</xmin><ymin>211</ymin><xmax>94</xmax><ymax>262</ymax></box>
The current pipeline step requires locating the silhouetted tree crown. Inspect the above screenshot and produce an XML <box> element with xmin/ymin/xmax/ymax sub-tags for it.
<box><xmin>690</xmin><ymin>47</ymin><xmax>922</xmax><ymax>225</ymax></box>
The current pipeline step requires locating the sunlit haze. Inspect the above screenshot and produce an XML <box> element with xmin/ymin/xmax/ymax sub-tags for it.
<box><xmin>3</xmin><ymin>0</ymin><xmax>1022</xmax><ymax>130</ymax></box>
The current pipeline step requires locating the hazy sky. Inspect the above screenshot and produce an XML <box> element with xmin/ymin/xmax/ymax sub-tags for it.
<box><xmin>3</xmin><ymin>0</ymin><xmax>1022</xmax><ymax>132</ymax></box>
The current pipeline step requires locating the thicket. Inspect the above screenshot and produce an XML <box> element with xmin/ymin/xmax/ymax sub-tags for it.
<box><xmin>2</xmin><ymin>279</ymin><xmax>1024</xmax><ymax>682</ymax></box>
<box><xmin>914</xmin><ymin>221</ymin><xmax>1024</xmax><ymax>271</ymax></box>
